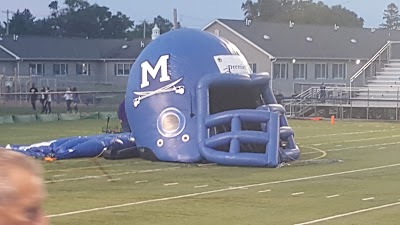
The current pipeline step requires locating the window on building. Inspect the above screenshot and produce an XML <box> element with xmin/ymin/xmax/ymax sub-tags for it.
<box><xmin>53</xmin><ymin>63</ymin><xmax>68</xmax><ymax>75</ymax></box>
<box><xmin>76</xmin><ymin>63</ymin><xmax>90</xmax><ymax>75</ymax></box>
<box><xmin>332</xmin><ymin>63</ymin><xmax>346</xmax><ymax>79</ymax></box>
<box><xmin>273</xmin><ymin>63</ymin><xmax>288</xmax><ymax>79</ymax></box>
<box><xmin>315</xmin><ymin>63</ymin><xmax>328</xmax><ymax>79</ymax></box>
<box><xmin>293</xmin><ymin>63</ymin><xmax>307</xmax><ymax>79</ymax></box>
<box><xmin>29</xmin><ymin>63</ymin><xmax>45</xmax><ymax>75</ymax></box>
<box><xmin>249</xmin><ymin>63</ymin><xmax>257</xmax><ymax>73</ymax></box>
<box><xmin>114</xmin><ymin>63</ymin><xmax>132</xmax><ymax>76</ymax></box>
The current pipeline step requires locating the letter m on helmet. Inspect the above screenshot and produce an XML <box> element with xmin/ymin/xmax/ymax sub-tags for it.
<box><xmin>140</xmin><ymin>55</ymin><xmax>171</xmax><ymax>88</ymax></box>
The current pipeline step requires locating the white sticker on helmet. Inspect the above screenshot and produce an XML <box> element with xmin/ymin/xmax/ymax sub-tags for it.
<box><xmin>214</xmin><ymin>55</ymin><xmax>252</xmax><ymax>75</ymax></box>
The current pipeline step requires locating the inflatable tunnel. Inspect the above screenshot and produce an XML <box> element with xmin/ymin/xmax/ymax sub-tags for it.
<box><xmin>5</xmin><ymin>29</ymin><xmax>300</xmax><ymax>168</ymax></box>
<box><xmin>125</xmin><ymin>28</ymin><xmax>300</xmax><ymax>167</ymax></box>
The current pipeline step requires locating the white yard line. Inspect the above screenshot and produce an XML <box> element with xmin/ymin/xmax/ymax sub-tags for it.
<box><xmin>135</xmin><ymin>180</ymin><xmax>148</xmax><ymax>184</ymax></box>
<box><xmin>47</xmin><ymin>162</ymin><xmax>400</xmax><ymax>218</ymax></box>
<box><xmin>302</xmin><ymin>142</ymin><xmax>400</xmax><ymax>155</ymax></box>
<box><xmin>163</xmin><ymin>183</ymin><xmax>179</xmax><ymax>186</ymax></box>
<box><xmin>44</xmin><ymin>167</ymin><xmax>180</xmax><ymax>184</ymax></box>
<box><xmin>258</xmin><ymin>189</ymin><xmax>271</xmax><ymax>193</ymax></box>
<box><xmin>194</xmin><ymin>185</ymin><xmax>208</xmax><ymax>188</ymax></box>
<box><xmin>362</xmin><ymin>197</ymin><xmax>375</xmax><ymax>201</ymax></box>
<box><xmin>291</xmin><ymin>192</ymin><xmax>304</xmax><ymax>196</ymax></box>
<box><xmin>326</xmin><ymin>194</ymin><xmax>340</xmax><ymax>199</ymax></box>
<box><xmin>45</xmin><ymin>164</ymin><xmax>125</xmax><ymax>173</ymax></box>
<box><xmin>294</xmin><ymin>201</ymin><xmax>400</xmax><ymax>225</ymax></box>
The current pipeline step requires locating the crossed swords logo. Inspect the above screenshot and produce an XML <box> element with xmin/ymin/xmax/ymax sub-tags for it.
<box><xmin>132</xmin><ymin>77</ymin><xmax>185</xmax><ymax>107</ymax></box>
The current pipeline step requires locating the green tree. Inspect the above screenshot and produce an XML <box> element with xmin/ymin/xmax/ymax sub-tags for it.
<box><xmin>0</xmin><ymin>22</ymin><xmax>5</xmax><ymax>35</ymax></box>
<box><xmin>64</xmin><ymin>0</ymin><xmax>90</xmax><ymax>12</ymax></box>
<box><xmin>241</xmin><ymin>0</ymin><xmax>364</xmax><ymax>27</ymax></box>
<box><xmin>8</xmin><ymin>9</ymin><xmax>36</xmax><ymax>35</ymax></box>
<box><xmin>381</xmin><ymin>3</ymin><xmax>400</xmax><ymax>30</ymax></box>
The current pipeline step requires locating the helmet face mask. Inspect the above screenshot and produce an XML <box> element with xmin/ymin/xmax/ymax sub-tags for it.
<box><xmin>126</xmin><ymin>29</ymin><xmax>300</xmax><ymax>167</ymax></box>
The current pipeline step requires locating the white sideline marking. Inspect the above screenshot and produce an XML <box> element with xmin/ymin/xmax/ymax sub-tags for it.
<box><xmin>291</xmin><ymin>192</ymin><xmax>304</xmax><ymax>196</ymax></box>
<box><xmin>194</xmin><ymin>185</ymin><xmax>208</xmax><ymax>188</ymax></box>
<box><xmin>294</xmin><ymin>201</ymin><xmax>400</xmax><ymax>225</ymax></box>
<box><xmin>135</xmin><ymin>180</ymin><xmax>148</xmax><ymax>184</ymax></box>
<box><xmin>378</xmin><ymin>147</ymin><xmax>386</xmax><ymax>150</ymax></box>
<box><xmin>326</xmin><ymin>194</ymin><xmax>340</xmax><ymax>199</ymax></box>
<box><xmin>297</xmin><ymin>129</ymin><xmax>398</xmax><ymax>140</ymax></box>
<box><xmin>107</xmin><ymin>178</ymin><xmax>121</xmax><ymax>182</ymax></box>
<box><xmin>305</xmin><ymin>146</ymin><xmax>327</xmax><ymax>160</ymax></box>
<box><xmin>362</xmin><ymin>197</ymin><xmax>375</xmax><ymax>201</ymax></box>
<box><xmin>53</xmin><ymin>174</ymin><xmax>66</xmax><ymax>177</ymax></box>
<box><xmin>258</xmin><ymin>189</ymin><xmax>271</xmax><ymax>193</ymax></box>
<box><xmin>47</xmin><ymin>162</ymin><xmax>400</xmax><ymax>218</ymax></box>
<box><xmin>44</xmin><ymin>167</ymin><xmax>180</xmax><ymax>184</ymax></box>
<box><xmin>164</xmin><ymin>183</ymin><xmax>178</xmax><ymax>186</ymax></box>
<box><xmin>302</xmin><ymin>141</ymin><xmax>400</xmax><ymax>155</ymax></box>
<box><xmin>310</xmin><ymin>134</ymin><xmax>400</xmax><ymax>146</ymax></box>
<box><xmin>45</xmin><ymin>164</ymin><xmax>125</xmax><ymax>173</ymax></box>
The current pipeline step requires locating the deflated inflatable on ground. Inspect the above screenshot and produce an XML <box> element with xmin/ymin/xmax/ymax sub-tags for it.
<box><xmin>5</xmin><ymin>133</ymin><xmax>136</xmax><ymax>160</ymax></box>
<box><xmin>125</xmin><ymin>28</ymin><xmax>300</xmax><ymax>167</ymax></box>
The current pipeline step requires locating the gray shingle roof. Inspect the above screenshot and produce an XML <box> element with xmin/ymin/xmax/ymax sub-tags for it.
<box><xmin>0</xmin><ymin>35</ymin><xmax>151</xmax><ymax>60</ymax></box>
<box><xmin>0</xmin><ymin>47</ymin><xmax>14</xmax><ymax>60</ymax></box>
<box><xmin>214</xmin><ymin>19</ymin><xmax>400</xmax><ymax>59</ymax></box>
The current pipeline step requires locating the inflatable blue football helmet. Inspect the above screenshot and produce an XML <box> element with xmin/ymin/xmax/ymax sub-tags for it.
<box><xmin>126</xmin><ymin>29</ymin><xmax>300</xmax><ymax>167</ymax></box>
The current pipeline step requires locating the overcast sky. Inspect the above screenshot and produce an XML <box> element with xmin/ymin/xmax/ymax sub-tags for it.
<box><xmin>0</xmin><ymin>0</ymin><xmax>396</xmax><ymax>28</ymax></box>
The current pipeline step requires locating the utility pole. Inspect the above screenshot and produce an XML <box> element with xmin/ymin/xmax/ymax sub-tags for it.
<box><xmin>143</xmin><ymin>20</ymin><xmax>146</xmax><ymax>39</ymax></box>
<box><xmin>1</xmin><ymin>10</ymin><xmax>12</xmax><ymax>35</ymax></box>
<box><xmin>139</xmin><ymin>20</ymin><xmax>146</xmax><ymax>39</ymax></box>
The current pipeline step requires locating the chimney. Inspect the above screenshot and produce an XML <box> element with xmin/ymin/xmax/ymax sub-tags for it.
<box><xmin>173</xmin><ymin>8</ymin><xmax>178</xmax><ymax>30</ymax></box>
<box><xmin>334</xmin><ymin>24</ymin><xmax>339</xmax><ymax>31</ymax></box>
<box><xmin>245</xmin><ymin>18</ymin><xmax>252</xmax><ymax>26</ymax></box>
<box><xmin>289</xmin><ymin>21</ymin><xmax>294</xmax><ymax>28</ymax></box>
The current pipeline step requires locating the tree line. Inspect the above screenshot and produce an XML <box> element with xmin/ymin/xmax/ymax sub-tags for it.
<box><xmin>1</xmin><ymin>0</ymin><xmax>400</xmax><ymax>39</ymax></box>
<box><xmin>242</xmin><ymin>0</ymin><xmax>400</xmax><ymax>29</ymax></box>
<box><xmin>0</xmin><ymin>0</ymin><xmax>178</xmax><ymax>39</ymax></box>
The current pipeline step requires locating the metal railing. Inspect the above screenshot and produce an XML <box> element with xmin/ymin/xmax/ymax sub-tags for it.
<box><xmin>349</xmin><ymin>41</ymin><xmax>391</xmax><ymax>85</ymax></box>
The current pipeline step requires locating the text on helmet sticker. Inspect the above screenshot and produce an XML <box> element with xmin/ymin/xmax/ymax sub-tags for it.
<box><xmin>214</xmin><ymin>55</ymin><xmax>252</xmax><ymax>75</ymax></box>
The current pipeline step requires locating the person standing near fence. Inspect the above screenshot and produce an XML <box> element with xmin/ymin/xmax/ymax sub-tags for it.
<box><xmin>39</xmin><ymin>87</ymin><xmax>47</xmax><ymax>114</ymax></box>
<box><xmin>72</xmin><ymin>87</ymin><xmax>80</xmax><ymax>114</ymax></box>
<box><xmin>0</xmin><ymin>150</ymin><xmax>49</xmax><ymax>225</ymax></box>
<box><xmin>29</xmin><ymin>84</ymin><xmax>38</xmax><ymax>111</ymax></box>
<box><xmin>5</xmin><ymin>78</ymin><xmax>12</xmax><ymax>102</ymax></box>
<box><xmin>320</xmin><ymin>83</ymin><xmax>326</xmax><ymax>103</ymax></box>
<box><xmin>63</xmin><ymin>87</ymin><xmax>73</xmax><ymax>113</ymax></box>
<box><xmin>45</xmin><ymin>87</ymin><xmax>52</xmax><ymax>114</ymax></box>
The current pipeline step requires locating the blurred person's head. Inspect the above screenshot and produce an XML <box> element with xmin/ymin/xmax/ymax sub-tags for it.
<box><xmin>0</xmin><ymin>150</ymin><xmax>48</xmax><ymax>225</ymax></box>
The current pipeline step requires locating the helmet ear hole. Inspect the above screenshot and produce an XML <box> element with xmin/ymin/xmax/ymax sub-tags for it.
<box><xmin>182</xmin><ymin>134</ymin><xmax>190</xmax><ymax>142</ymax></box>
<box><xmin>157</xmin><ymin>108</ymin><xmax>186</xmax><ymax>138</ymax></box>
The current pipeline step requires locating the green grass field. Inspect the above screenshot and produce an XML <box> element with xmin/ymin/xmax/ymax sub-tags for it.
<box><xmin>1</xmin><ymin>119</ymin><xmax>400</xmax><ymax>225</ymax></box>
